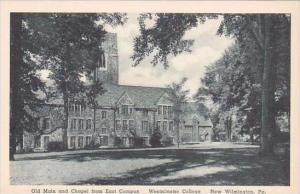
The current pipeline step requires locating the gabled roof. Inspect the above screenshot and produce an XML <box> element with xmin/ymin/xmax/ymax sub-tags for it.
<box><xmin>95</xmin><ymin>83</ymin><xmax>170</xmax><ymax>109</ymax></box>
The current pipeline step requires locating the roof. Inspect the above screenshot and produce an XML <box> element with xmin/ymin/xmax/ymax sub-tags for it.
<box><xmin>95</xmin><ymin>83</ymin><xmax>170</xmax><ymax>108</ymax></box>
<box><xmin>182</xmin><ymin>102</ymin><xmax>212</xmax><ymax>127</ymax></box>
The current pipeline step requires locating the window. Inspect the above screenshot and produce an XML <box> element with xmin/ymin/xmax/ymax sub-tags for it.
<box><xmin>121</xmin><ymin>105</ymin><xmax>129</xmax><ymax>115</ymax></box>
<box><xmin>116</xmin><ymin>120</ymin><xmax>121</xmax><ymax>131</ymax></box>
<box><xmin>143</xmin><ymin>110</ymin><xmax>148</xmax><ymax>117</ymax></box>
<box><xmin>101</xmin><ymin>127</ymin><xmax>107</xmax><ymax>134</ymax></box>
<box><xmin>35</xmin><ymin>137</ymin><xmax>41</xmax><ymax>148</ymax></box>
<box><xmin>75</xmin><ymin>104</ymin><xmax>79</xmax><ymax>113</ymax></box>
<box><xmin>71</xmin><ymin>119</ymin><xmax>77</xmax><ymax>130</ymax></box>
<box><xmin>157</xmin><ymin>121</ymin><xmax>161</xmax><ymax>130</ymax></box>
<box><xmin>142</xmin><ymin>121</ymin><xmax>148</xmax><ymax>132</ymax></box>
<box><xmin>163</xmin><ymin>106</ymin><xmax>167</xmax><ymax>115</ymax></box>
<box><xmin>116</xmin><ymin>107</ymin><xmax>120</xmax><ymax>115</ymax></box>
<box><xmin>86</xmin><ymin>119</ymin><xmax>92</xmax><ymax>130</ymax></box>
<box><xmin>78</xmin><ymin>119</ymin><xmax>84</xmax><ymax>130</ymax></box>
<box><xmin>70</xmin><ymin>136</ymin><xmax>76</xmax><ymax>148</ymax></box>
<box><xmin>163</xmin><ymin>121</ymin><xmax>167</xmax><ymax>131</ymax></box>
<box><xmin>43</xmin><ymin>118</ymin><xmax>50</xmax><ymax>130</ymax></box>
<box><xmin>101</xmin><ymin>111</ymin><xmax>107</xmax><ymax>119</ymax></box>
<box><xmin>158</xmin><ymin>105</ymin><xmax>162</xmax><ymax>115</ymax></box>
<box><xmin>43</xmin><ymin>136</ymin><xmax>50</xmax><ymax>149</ymax></box>
<box><xmin>85</xmin><ymin>136</ymin><xmax>91</xmax><ymax>146</ymax></box>
<box><xmin>168</xmin><ymin>106</ymin><xmax>173</xmax><ymax>116</ymax></box>
<box><xmin>68</xmin><ymin>103</ymin><xmax>75</xmax><ymax>112</ymax></box>
<box><xmin>129</xmin><ymin>120</ymin><xmax>134</xmax><ymax>131</ymax></box>
<box><xmin>69</xmin><ymin>102</ymin><xmax>86</xmax><ymax>114</ymax></box>
<box><xmin>122</xmin><ymin>120</ymin><xmax>128</xmax><ymax>131</ymax></box>
<box><xmin>129</xmin><ymin>107</ymin><xmax>133</xmax><ymax>114</ymax></box>
<box><xmin>169</xmin><ymin>121</ymin><xmax>174</xmax><ymax>132</ymax></box>
<box><xmin>97</xmin><ymin>50</ymin><xmax>107</xmax><ymax>70</ymax></box>
<box><xmin>78</xmin><ymin>136</ymin><xmax>84</xmax><ymax>148</ymax></box>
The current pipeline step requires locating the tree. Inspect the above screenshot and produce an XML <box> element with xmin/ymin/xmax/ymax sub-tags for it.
<box><xmin>10</xmin><ymin>13</ymin><xmax>46</xmax><ymax>160</ymax></box>
<box><xmin>166</xmin><ymin>77</ymin><xmax>190</xmax><ymax>148</ymax></box>
<box><xmin>10</xmin><ymin>13</ymin><xmax>127</xmax><ymax>159</ymax></box>
<box><xmin>132</xmin><ymin>13</ymin><xmax>290</xmax><ymax>155</ymax></box>
<box><xmin>195</xmin><ymin>43</ymin><xmax>262</xmax><ymax>143</ymax></box>
<box><xmin>217</xmin><ymin>14</ymin><xmax>290</xmax><ymax>154</ymax></box>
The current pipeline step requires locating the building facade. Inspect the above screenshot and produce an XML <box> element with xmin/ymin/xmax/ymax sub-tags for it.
<box><xmin>22</xmin><ymin>33</ymin><xmax>213</xmax><ymax>152</ymax></box>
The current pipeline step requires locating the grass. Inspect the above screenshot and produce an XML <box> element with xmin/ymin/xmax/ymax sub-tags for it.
<box><xmin>10</xmin><ymin>143</ymin><xmax>289</xmax><ymax>185</ymax></box>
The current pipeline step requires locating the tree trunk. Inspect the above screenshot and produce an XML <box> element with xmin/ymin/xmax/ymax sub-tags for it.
<box><xmin>260</xmin><ymin>15</ymin><xmax>276</xmax><ymax>155</ymax></box>
<box><xmin>62</xmin><ymin>94</ymin><xmax>69</xmax><ymax>150</ymax></box>
<box><xmin>174</xmin><ymin>112</ymin><xmax>180</xmax><ymax>148</ymax></box>
<box><xmin>225</xmin><ymin>116</ymin><xmax>232</xmax><ymax>142</ymax></box>
<box><xmin>10</xmin><ymin>13</ymin><xmax>23</xmax><ymax>161</ymax></box>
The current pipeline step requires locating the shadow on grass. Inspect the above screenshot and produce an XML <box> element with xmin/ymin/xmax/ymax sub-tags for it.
<box><xmin>37</xmin><ymin>147</ymin><xmax>288</xmax><ymax>186</ymax></box>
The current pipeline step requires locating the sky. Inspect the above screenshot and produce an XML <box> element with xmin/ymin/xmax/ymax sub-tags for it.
<box><xmin>104</xmin><ymin>14</ymin><xmax>234</xmax><ymax>98</ymax></box>
<box><xmin>40</xmin><ymin>14</ymin><xmax>234</xmax><ymax>99</ymax></box>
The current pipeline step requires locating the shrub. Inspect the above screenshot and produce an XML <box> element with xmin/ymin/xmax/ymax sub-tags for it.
<box><xmin>162</xmin><ymin>136</ymin><xmax>174</xmax><ymax>147</ymax></box>
<box><xmin>133</xmin><ymin>136</ymin><xmax>144</xmax><ymax>148</ymax></box>
<box><xmin>150</xmin><ymin>131</ymin><xmax>162</xmax><ymax>147</ymax></box>
<box><xmin>114</xmin><ymin>137</ymin><xmax>122</xmax><ymax>147</ymax></box>
<box><xmin>47</xmin><ymin>141</ymin><xmax>64</xmax><ymax>152</ymax></box>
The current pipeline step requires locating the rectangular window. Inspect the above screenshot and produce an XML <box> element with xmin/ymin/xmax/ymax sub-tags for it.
<box><xmin>85</xmin><ymin>136</ymin><xmax>91</xmax><ymax>146</ymax></box>
<box><xmin>143</xmin><ymin>110</ymin><xmax>148</xmax><ymax>117</ymax></box>
<box><xmin>86</xmin><ymin>119</ymin><xmax>92</xmax><ymax>130</ymax></box>
<box><xmin>158</xmin><ymin>105</ymin><xmax>162</xmax><ymax>115</ymax></box>
<box><xmin>71</xmin><ymin>119</ymin><xmax>77</xmax><ymax>130</ymax></box>
<box><xmin>169</xmin><ymin>121</ymin><xmax>174</xmax><ymax>132</ymax></box>
<box><xmin>142</xmin><ymin>121</ymin><xmax>148</xmax><ymax>132</ymax></box>
<box><xmin>157</xmin><ymin>121</ymin><xmax>161</xmax><ymax>130</ymax></box>
<box><xmin>101</xmin><ymin>127</ymin><xmax>107</xmax><ymax>134</ymax></box>
<box><xmin>75</xmin><ymin>104</ymin><xmax>79</xmax><ymax>113</ymax></box>
<box><xmin>78</xmin><ymin>119</ymin><xmax>84</xmax><ymax>130</ymax></box>
<box><xmin>35</xmin><ymin>137</ymin><xmax>41</xmax><ymax>148</ymax></box>
<box><xmin>163</xmin><ymin>121</ymin><xmax>167</xmax><ymax>131</ymax></box>
<box><xmin>122</xmin><ymin>105</ymin><xmax>129</xmax><ymax>115</ymax></box>
<box><xmin>129</xmin><ymin>120</ymin><xmax>134</xmax><ymax>130</ymax></box>
<box><xmin>68</xmin><ymin>103</ymin><xmax>74</xmax><ymax>113</ymax></box>
<box><xmin>116</xmin><ymin>107</ymin><xmax>120</xmax><ymax>115</ymax></box>
<box><xmin>116</xmin><ymin>120</ymin><xmax>121</xmax><ymax>131</ymax></box>
<box><xmin>163</xmin><ymin>106</ymin><xmax>167</xmax><ymax>115</ymax></box>
<box><xmin>101</xmin><ymin>111</ymin><xmax>107</xmax><ymax>119</ymax></box>
<box><xmin>122</xmin><ymin>120</ymin><xmax>128</xmax><ymax>131</ymax></box>
<box><xmin>168</xmin><ymin>106</ymin><xmax>173</xmax><ymax>116</ymax></box>
<box><xmin>78</xmin><ymin>136</ymin><xmax>84</xmax><ymax>148</ymax></box>
<box><xmin>70</xmin><ymin>136</ymin><xmax>76</xmax><ymax>148</ymax></box>
<box><xmin>43</xmin><ymin>118</ymin><xmax>50</xmax><ymax>130</ymax></box>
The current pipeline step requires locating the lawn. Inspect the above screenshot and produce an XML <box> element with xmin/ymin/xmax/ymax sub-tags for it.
<box><xmin>10</xmin><ymin>143</ymin><xmax>289</xmax><ymax>185</ymax></box>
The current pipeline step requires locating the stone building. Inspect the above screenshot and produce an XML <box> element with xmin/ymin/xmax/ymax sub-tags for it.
<box><xmin>22</xmin><ymin>33</ymin><xmax>212</xmax><ymax>152</ymax></box>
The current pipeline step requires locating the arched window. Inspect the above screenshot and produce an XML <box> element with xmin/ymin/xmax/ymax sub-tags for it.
<box><xmin>97</xmin><ymin>50</ymin><xmax>107</xmax><ymax>70</ymax></box>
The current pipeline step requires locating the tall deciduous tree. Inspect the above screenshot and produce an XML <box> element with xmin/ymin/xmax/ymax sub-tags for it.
<box><xmin>26</xmin><ymin>13</ymin><xmax>126</xmax><ymax>149</ymax></box>
<box><xmin>10</xmin><ymin>13</ymin><xmax>46</xmax><ymax>160</ymax></box>
<box><xmin>10</xmin><ymin>13</ymin><xmax>127</xmax><ymax>159</ymax></box>
<box><xmin>166</xmin><ymin>77</ymin><xmax>190</xmax><ymax>148</ymax></box>
<box><xmin>217</xmin><ymin>14</ymin><xmax>290</xmax><ymax>154</ymax></box>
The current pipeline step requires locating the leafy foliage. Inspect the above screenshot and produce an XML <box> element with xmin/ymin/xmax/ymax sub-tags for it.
<box><xmin>166</xmin><ymin>77</ymin><xmax>190</xmax><ymax>146</ymax></box>
<box><xmin>150</xmin><ymin>130</ymin><xmax>162</xmax><ymax>147</ymax></box>
<box><xmin>132</xmin><ymin>13</ymin><xmax>217</xmax><ymax>68</ymax></box>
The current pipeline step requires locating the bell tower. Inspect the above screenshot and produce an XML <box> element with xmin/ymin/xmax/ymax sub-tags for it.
<box><xmin>94</xmin><ymin>33</ymin><xmax>119</xmax><ymax>84</ymax></box>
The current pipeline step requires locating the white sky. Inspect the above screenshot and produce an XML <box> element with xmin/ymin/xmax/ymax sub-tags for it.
<box><xmin>105</xmin><ymin>14</ymin><xmax>234</xmax><ymax>98</ymax></box>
